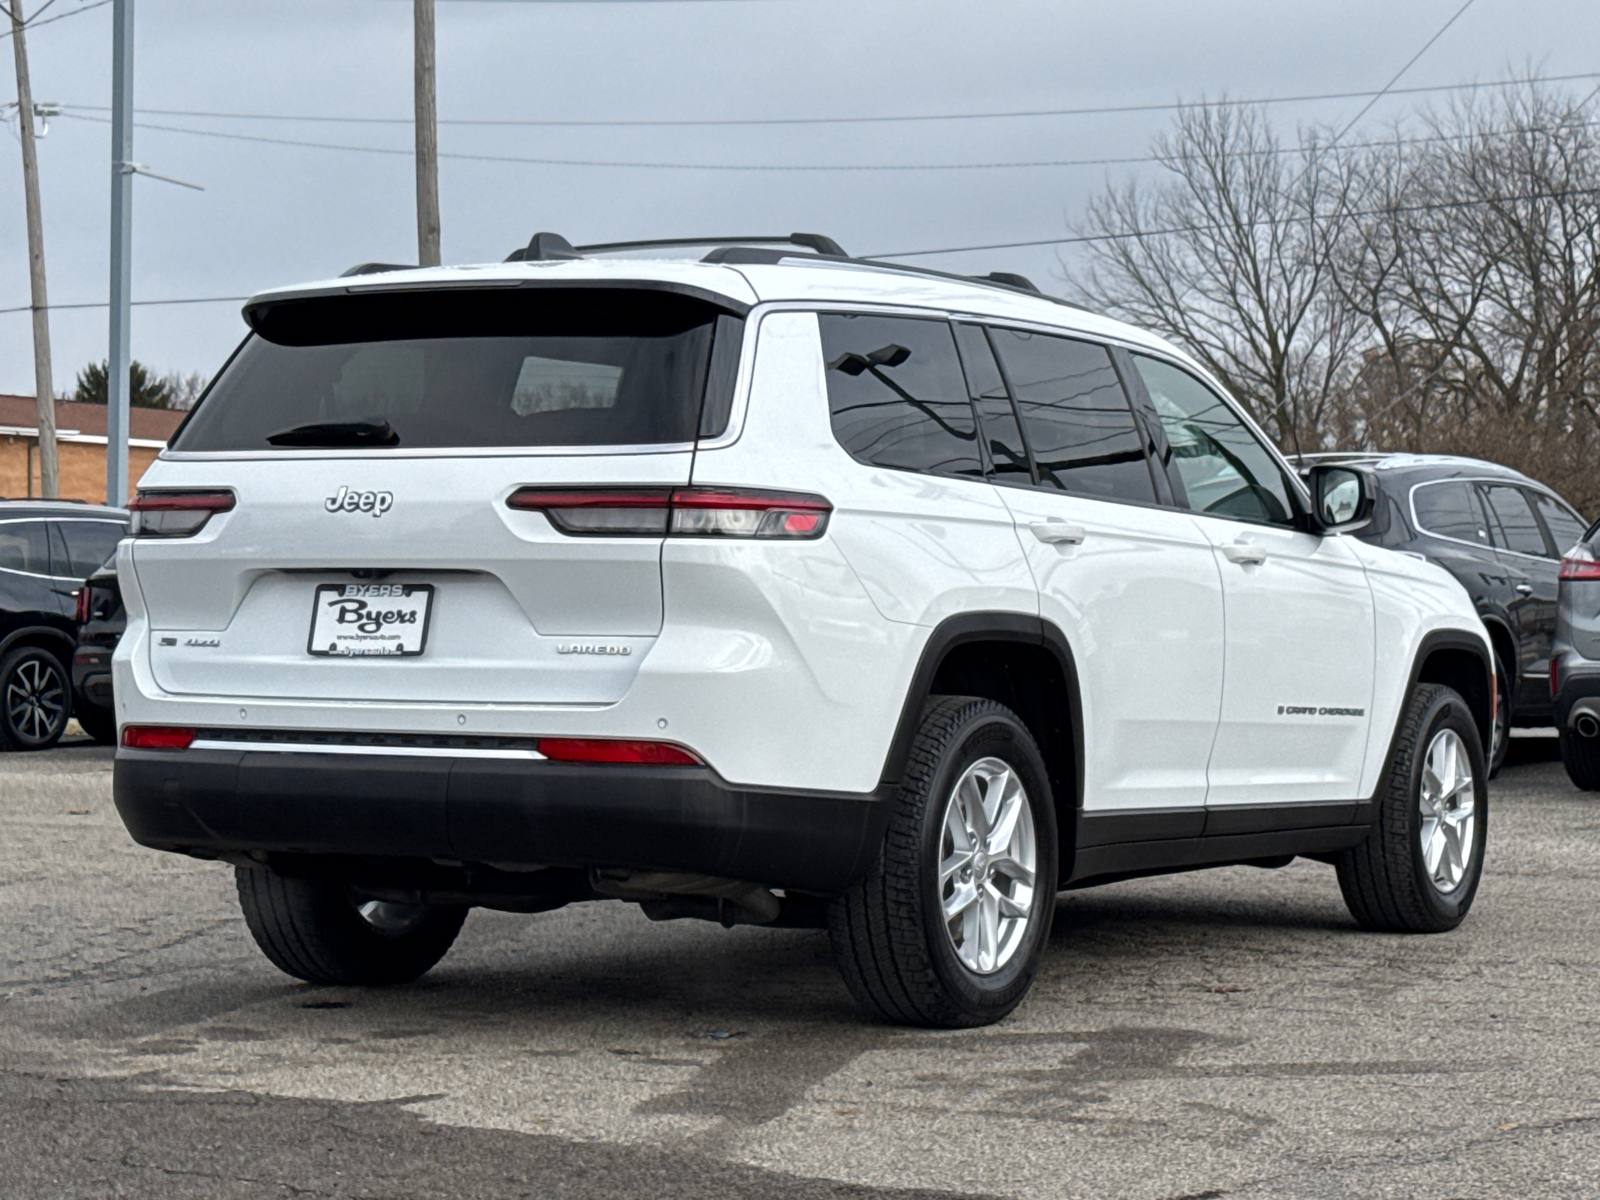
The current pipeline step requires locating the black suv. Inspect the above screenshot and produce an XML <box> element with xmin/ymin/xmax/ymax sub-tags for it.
<box><xmin>0</xmin><ymin>501</ymin><xmax>128</xmax><ymax>750</ymax></box>
<box><xmin>1299</xmin><ymin>454</ymin><xmax>1587</xmax><ymax>772</ymax></box>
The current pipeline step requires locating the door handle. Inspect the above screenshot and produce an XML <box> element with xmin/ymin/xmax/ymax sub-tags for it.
<box><xmin>1515</xmin><ymin>583</ymin><xmax>1534</xmax><ymax>596</ymax></box>
<box><xmin>1031</xmin><ymin>522</ymin><xmax>1086</xmax><ymax>545</ymax></box>
<box><xmin>1221</xmin><ymin>543</ymin><xmax>1267</xmax><ymax>566</ymax></box>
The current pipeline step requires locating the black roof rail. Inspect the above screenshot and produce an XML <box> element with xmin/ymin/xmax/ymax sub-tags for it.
<box><xmin>978</xmin><ymin>271</ymin><xmax>1039</xmax><ymax>293</ymax></box>
<box><xmin>339</xmin><ymin>263</ymin><xmax>415</xmax><ymax>278</ymax></box>
<box><xmin>584</xmin><ymin>232</ymin><xmax>848</xmax><ymax>258</ymax></box>
<box><xmin>505</xmin><ymin>232</ymin><xmax>583</xmax><ymax>263</ymax></box>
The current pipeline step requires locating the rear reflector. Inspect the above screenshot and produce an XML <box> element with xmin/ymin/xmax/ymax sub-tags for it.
<box><xmin>122</xmin><ymin>725</ymin><xmax>195</xmax><ymax>750</ymax></box>
<box><xmin>129</xmin><ymin>490</ymin><xmax>236</xmax><ymax>538</ymax></box>
<box><xmin>536</xmin><ymin>738</ymin><xmax>702</xmax><ymax>766</ymax></box>
<box><xmin>507</xmin><ymin>486</ymin><xmax>830</xmax><ymax>540</ymax></box>
<box><xmin>1559</xmin><ymin>550</ymin><xmax>1600</xmax><ymax>580</ymax></box>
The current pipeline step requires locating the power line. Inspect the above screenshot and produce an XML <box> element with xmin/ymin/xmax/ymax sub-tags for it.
<box><xmin>55</xmin><ymin>70</ymin><xmax>1600</xmax><ymax>130</ymax></box>
<box><xmin>0</xmin><ymin>294</ymin><xmax>246</xmax><ymax>315</ymax></box>
<box><xmin>56</xmin><ymin>111</ymin><xmax>1600</xmax><ymax>173</ymax></box>
<box><xmin>1328</xmin><ymin>0</ymin><xmax>1479</xmax><ymax>147</ymax></box>
<box><xmin>866</xmin><ymin>186</ymin><xmax>1600</xmax><ymax>259</ymax></box>
<box><xmin>0</xmin><ymin>0</ymin><xmax>110</xmax><ymax>41</ymax></box>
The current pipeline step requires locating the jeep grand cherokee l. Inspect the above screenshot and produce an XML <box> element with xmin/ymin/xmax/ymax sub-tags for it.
<box><xmin>112</xmin><ymin>233</ymin><xmax>1494</xmax><ymax>1027</ymax></box>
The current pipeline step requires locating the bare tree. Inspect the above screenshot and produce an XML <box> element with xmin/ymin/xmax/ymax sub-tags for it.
<box><xmin>1065</xmin><ymin>103</ymin><xmax>1362</xmax><ymax>449</ymax></box>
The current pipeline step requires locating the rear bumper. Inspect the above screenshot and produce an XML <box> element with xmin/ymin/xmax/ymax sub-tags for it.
<box><xmin>72</xmin><ymin>647</ymin><xmax>114</xmax><ymax>710</ymax></box>
<box><xmin>1553</xmin><ymin>651</ymin><xmax>1600</xmax><ymax>730</ymax></box>
<box><xmin>113</xmin><ymin>745</ymin><xmax>890</xmax><ymax>895</ymax></box>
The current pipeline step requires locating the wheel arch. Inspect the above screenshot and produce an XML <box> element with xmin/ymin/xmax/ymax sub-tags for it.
<box><xmin>1479</xmin><ymin>613</ymin><xmax>1516</xmax><ymax>688</ymax></box>
<box><xmin>878</xmin><ymin>613</ymin><xmax>1084</xmax><ymax>877</ymax></box>
<box><xmin>1408</xmin><ymin>630</ymin><xmax>1495</xmax><ymax>758</ymax></box>
<box><xmin>0</xmin><ymin>624</ymin><xmax>76</xmax><ymax>665</ymax></box>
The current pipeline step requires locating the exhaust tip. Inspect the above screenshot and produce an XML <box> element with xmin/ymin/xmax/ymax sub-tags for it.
<box><xmin>1576</xmin><ymin>713</ymin><xmax>1600</xmax><ymax>740</ymax></box>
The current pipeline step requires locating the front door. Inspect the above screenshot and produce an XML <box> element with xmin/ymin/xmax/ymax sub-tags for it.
<box><xmin>1128</xmin><ymin>354</ymin><xmax>1376</xmax><ymax>808</ymax></box>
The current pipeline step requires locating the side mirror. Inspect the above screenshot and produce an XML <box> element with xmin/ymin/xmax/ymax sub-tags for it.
<box><xmin>1307</xmin><ymin>464</ymin><xmax>1375</xmax><ymax>534</ymax></box>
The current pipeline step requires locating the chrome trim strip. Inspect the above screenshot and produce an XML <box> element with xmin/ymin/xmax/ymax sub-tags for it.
<box><xmin>1408</xmin><ymin>478</ymin><xmax>1573</xmax><ymax>563</ymax></box>
<box><xmin>189</xmin><ymin>739</ymin><xmax>546</xmax><ymax>760</ymax></box>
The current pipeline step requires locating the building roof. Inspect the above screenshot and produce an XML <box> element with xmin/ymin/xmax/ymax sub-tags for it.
<box><xmin>0</xmin><ymin>395</ymin><xmax>184</xmax><ymax>445</ymax></box>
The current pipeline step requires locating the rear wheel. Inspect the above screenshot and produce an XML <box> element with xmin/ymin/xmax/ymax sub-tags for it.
<box><xmin>828</xmin><ymin>696</ymin><xmax>1057</xmax><ymax>1028</ymax></box>
<box><xmin>1336</xmin><ymin>684</ymin><xmax>1487</xmax><ymax>932</ymax></box>
<box><xmin>0</xmin><ymin>646</ymin><xmax>70</xmax><ymax>751</ymax></box>
<box><xmin>236</xmin><ymin>865</ymin><xmax>467</xmax><ymax>985</ymax></box>
<box><xmin>74</xmin><ymin>703</ymin><xmax>117</xmax><ymax>746</ymax></box>
<box><xmin>1487</xmin><ymin>654</ymin><xmax>1511</xmax><ymax>778</ymax></box>
<box><xmin>1559</xmin><ymin>728</ymin><xmax>1600</xmax><ymax>791</ymax></box>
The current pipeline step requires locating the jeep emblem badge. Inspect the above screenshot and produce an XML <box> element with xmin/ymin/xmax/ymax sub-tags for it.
<box><xmin>324</xmin><ymin>485</ymin><xmax>394</xmax><ymax>517</ymax></box>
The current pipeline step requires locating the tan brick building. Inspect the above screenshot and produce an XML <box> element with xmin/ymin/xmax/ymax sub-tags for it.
<box><xmin>0</xmin><ymin>394</ymin><xmax>184</xmax><ymax>505</ymax></box>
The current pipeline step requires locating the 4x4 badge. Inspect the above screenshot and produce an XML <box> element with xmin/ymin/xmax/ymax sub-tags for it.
<box><xmin>324</xmin><ymin>486</ymin><xmax>394</xmax><ymax>517</ymax></box>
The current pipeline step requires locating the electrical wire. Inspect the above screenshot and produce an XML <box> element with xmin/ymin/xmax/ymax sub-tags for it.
<box><xmin>55</xmin><ymin>111</ymin><xmax>1600</xmax><ymax>173</ymax></box>
<box><xmin>0</xmin><ymin>0</ymin><xmax>110</xmax><ymax>41</ymax></box>
<box><xmin>0</xmin><ymin>295</ymin><xmax>247</xmax><ymax>315</ymax></box>
<box><xmin>54</xmin><ymin>70</ymin><xmax>1600</xmax><ymax>130</ymax></box>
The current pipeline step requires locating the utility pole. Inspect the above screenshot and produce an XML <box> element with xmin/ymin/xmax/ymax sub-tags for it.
<box><xmin>414</xmin><ymin>0</ymin><xmax>440</xmax><ymax>266</ymax></box>
<box><xmin>8</xmin><ymin>0</ymin><xmax>58</xmax><ymax>498</ymax></box>
<box><xmin>106</xmin><ymin>0</ymin><xmax>133</xmax><ymax>507</ymax></box>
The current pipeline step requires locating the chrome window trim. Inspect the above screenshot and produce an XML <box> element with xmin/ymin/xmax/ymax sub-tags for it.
<box><xmin>1409</xmin><ymin>478</ymin><xmax>1570</xmax><ymax>562</ymax></box>
<box><xmin>159</xmin><ymin>443</ymin><xmax>698</xmax><ymax>462</ymax></box>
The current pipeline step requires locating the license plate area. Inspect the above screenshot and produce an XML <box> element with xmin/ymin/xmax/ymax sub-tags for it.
<box><xmin>308</xmin><ymin>583</ymin><xmax>434</xmax><ymax>657</ymax></box>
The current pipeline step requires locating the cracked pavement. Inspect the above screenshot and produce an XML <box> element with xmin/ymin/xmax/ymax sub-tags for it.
<box><xmin>2</xmin><ymin>735</ymin><xmax>1597</xmax><ymax>1198</ymax></box>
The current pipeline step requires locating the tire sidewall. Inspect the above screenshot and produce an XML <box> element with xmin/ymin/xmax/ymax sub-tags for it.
<box><xmin>1406</xmin><ymin>691</ymin><xmax>1489</xmax><ymax>924</ymax></box>
<box><xmin>917</xmin><ymin>708</ymin><xmax>1057</xmax><ymax>1016</ymax></box>
<box><xmin>1488</xmin><ymin>656</ymin><xmax>1510</xmax><ymax>776</ymax></box>
<box><xmin>1</xmin><ymin>646</ymin><xmax>70</xmax><ymax>751</ymax></box>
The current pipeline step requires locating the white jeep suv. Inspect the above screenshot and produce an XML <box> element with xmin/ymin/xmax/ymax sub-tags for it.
<box><xmin>112</xmin><ymin>233</ymin><xmax>1493</xmax><ymax>1027</ymax></box>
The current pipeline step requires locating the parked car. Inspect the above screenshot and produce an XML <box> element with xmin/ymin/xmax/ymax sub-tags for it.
<box><xmin>71</xmin><ymin>558</ymin><xmax>124</xmax><ymax>744</ymax></box>
<box><xmin>112</xmin><ymin>234</ymin><xmax>1494</xmax><ymax>1027</ymax></box>
<box><xmin>0</xmin><ymin>500</ymin><xmax>128</xmax><ymax>750</ymax></box>
<box><xmin>1551</xmin><ymin>519</ymin><xmax>1600</xmax><ymax>789</ymax></box>
<box><xmin>1296</xmin><ymin>453</ymin><xmax>1587</xmax><ymax>774</ymax></box>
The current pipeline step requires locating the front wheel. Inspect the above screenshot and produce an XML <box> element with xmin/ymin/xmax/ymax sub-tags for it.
<box><xmin>236</xmin><ymin>865</ymin><xmax>467</xmax><ymax>985</ymax></box>
<box><xmin>828</xmin><ymin>696</ymin><xmax>1058</xmax><ymax>1028</ymax></box>
<box><xmin>1487</xmin><ymin>655</ymin><xmax>1510</xmax><ymax>778</ymax></box>
<box><xmin>1336</xmin><ymin>684</ymin><xmax>1487</xmax><ymax>932</ymax></box>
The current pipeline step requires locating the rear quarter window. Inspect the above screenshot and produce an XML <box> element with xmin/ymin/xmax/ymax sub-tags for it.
<box><xmin>174</xmin><ymin>289</ymin><xmax>741</xmax><ymax>451</ymax></box>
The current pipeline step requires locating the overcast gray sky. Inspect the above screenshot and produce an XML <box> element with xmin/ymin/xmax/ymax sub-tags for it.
<box><xmin>1</xmin><ymin>0</ymin><xmax>1595</xmax><ymax>396</ymax></box>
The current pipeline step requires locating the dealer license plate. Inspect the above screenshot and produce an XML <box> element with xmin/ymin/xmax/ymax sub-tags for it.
<box><xmin>307</xmin><ymin>583</ymin><xmax>433</xmax><ymax>657</ymax></box>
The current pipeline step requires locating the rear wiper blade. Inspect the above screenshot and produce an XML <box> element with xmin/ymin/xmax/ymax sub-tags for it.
<box><xmin>267</xmin><ymin>419</ymin><xmax>400</xmax><ymax>448</ymax></box>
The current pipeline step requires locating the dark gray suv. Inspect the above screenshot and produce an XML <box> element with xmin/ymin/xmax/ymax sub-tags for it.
<box><xmin>1298</xmin><ymin>454</ymin><xmax>1588</xmax><ymax>774</ymax></box>
<box><xmin>1551</xmin><ymin>520</ymin><xmax>1600</xmax><ymax>789</ymax></box>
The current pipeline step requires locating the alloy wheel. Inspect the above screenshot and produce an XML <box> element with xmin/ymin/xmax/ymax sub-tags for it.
<box><xmin>1419</xmin><ymin>727</ymin><xmax>1477</xmax><ymax>893</ymax></box>
<box><xmin>5</xmin><ymin>655</ymin><xmax>66</xmax><ymax>744</ymax></box>
<box><xmin>938</xmin><ymin>756</ymin><xmax>1038</xmax><ymax>974</ymax></box>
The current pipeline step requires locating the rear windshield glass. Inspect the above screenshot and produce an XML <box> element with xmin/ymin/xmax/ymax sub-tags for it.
<box><xmin>173</xmin><ymin>288</ymin><xmax>740</xmax><ymax>451</ymax></box>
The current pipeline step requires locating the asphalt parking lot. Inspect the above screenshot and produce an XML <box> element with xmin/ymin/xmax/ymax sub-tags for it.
<box><xmin>2</xmin><ymin>735</ymin><xmax>1596</xmax><ymax>1200</ymax></box>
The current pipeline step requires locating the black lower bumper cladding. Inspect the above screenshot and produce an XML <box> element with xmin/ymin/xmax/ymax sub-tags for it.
<box><xmin>113</xmin><ymin>744</ymin><xmax>890</xmax><ymax>896</ymax></box>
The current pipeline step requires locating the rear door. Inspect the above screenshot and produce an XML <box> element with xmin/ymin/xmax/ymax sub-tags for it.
<box><xmin>1480</xmin><ymin>482</ymin><xmax>1558</xmax><ymax>707</ymax></box>
<box><xmin>131</xmin><ymin>286</ymin><xmax>743</xmax><ymax>706</ymax></box>
<box><xmin>985</xmin><ymin>327</ymin><xmax>1224</xmax><ymax>820</ymax></box>
<box><xmin>1130</xmin><ymin>354</ymin><xmax>1375</xmax><ymax>810</ymax></box>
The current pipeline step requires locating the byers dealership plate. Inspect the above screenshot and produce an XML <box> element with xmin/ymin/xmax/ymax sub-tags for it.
<box><xmin>307</xmin><ymin>583</ymin><xmax>433</xmax><ymax>657</ymax></box>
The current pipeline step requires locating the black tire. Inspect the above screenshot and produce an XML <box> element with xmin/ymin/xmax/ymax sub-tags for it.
<box><xmin>0</xmin><ymin>645</ymin><xmax>71</xmax><ymax>751</ymax></box>
<box><xmin>828</xmin><ymin>696</ymin><xmax>1058</xmax><ymax>1028</ymax></box>
<box><xmin>1487</xmin><ymin>654</ymin><xmax>1511</xmax><ymax>778</ymax></box>
<box><xmin>1336</xmin><ymin>684</ymin><xmax>1487</xmax><ymax>933</ymax></box>
<box><xmin>1558</xmin><ymin>728</ymin><xmax>1600</xmax><ymax>791</ymax></box>
<box><xmin>74</xmin><ymin>703</ymin><xmax>117</xmax><ymax>746</ymax></box>
<box><xmin>236</xmin><ymin>865</ymin><xmax>467</xmax><ymax>985</ymax></box>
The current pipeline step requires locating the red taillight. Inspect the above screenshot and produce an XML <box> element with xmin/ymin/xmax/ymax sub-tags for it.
<box><xmin>121</xmin><ymin>725</ymin><xmax>195</xmax><ymax>750</ymax></box>
<box><xmin>74</xmin><ymin>586</ymin><xmax>91</xmax><ymax>625</ymax></box>
<box><xmin>1551</xmin><ymin>655</ymin><xmax>1559</xmax><ymax>698</ymax></box>
<box><xmin>1559</xmin><ymin>551</ymin><xmax>1600</xmax><ymax>580</ymax></box>
<box><xmin>506</xmin><ymin>486</ymin><xmax>831</xmax><ymax>540</ymax></box>
<box><xmin>537</xmin><ymin>738</ymin><xmax>703</xmax><ymax>766</ymax></box>
<box><xmin>129</xmin><ymin>490</ymin><xmax>236</xmax><ymax>538</ymax></box>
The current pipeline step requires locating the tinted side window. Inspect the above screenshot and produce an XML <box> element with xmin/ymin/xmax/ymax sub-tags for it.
<box><xmin>952</xmin><ymin>323</ymin><xmax>1031</xmax><ymax>486</ymax></box>
<box><xmin>1530</xmin><ymin>491</ymin><xmax>1586</xmax><ymax>557</ymax></box>
<box><xmin>1483</xmin><ymin>485</ymin><xmax>1549</xmax><ymax>557</ymax></box>
<box><xmin>1412</xmin><ymin>482</ymin><xmax>1491</xmax><ymax>544</ymax></box>
<box><xmin>1131</xmin><ymin>356</ymin><xmax>1294</xmax><ymax>524</ymax></box>
<box><xmin>820</xmin><ymin>314</ymin><xmax>982</xmax><ymax>478</ymax></box>
<box><xmin>0</xmin><ymin>521</ymin><xmax>51</xmax><ymax>575</ymax></box>
<box><xmin>990</xmin><ymin>330</ymin><xmax>1154</xmax><ymax>503</ymax></box>
<box><xmin>57</xmin><ymin>520</ymin><xmax>127</xmax><ymax>578</ymax></box>
<box><xmin>697</xmin><ymin>314</ymin><xmax>746</xmax><ymax>439</ymax></box>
